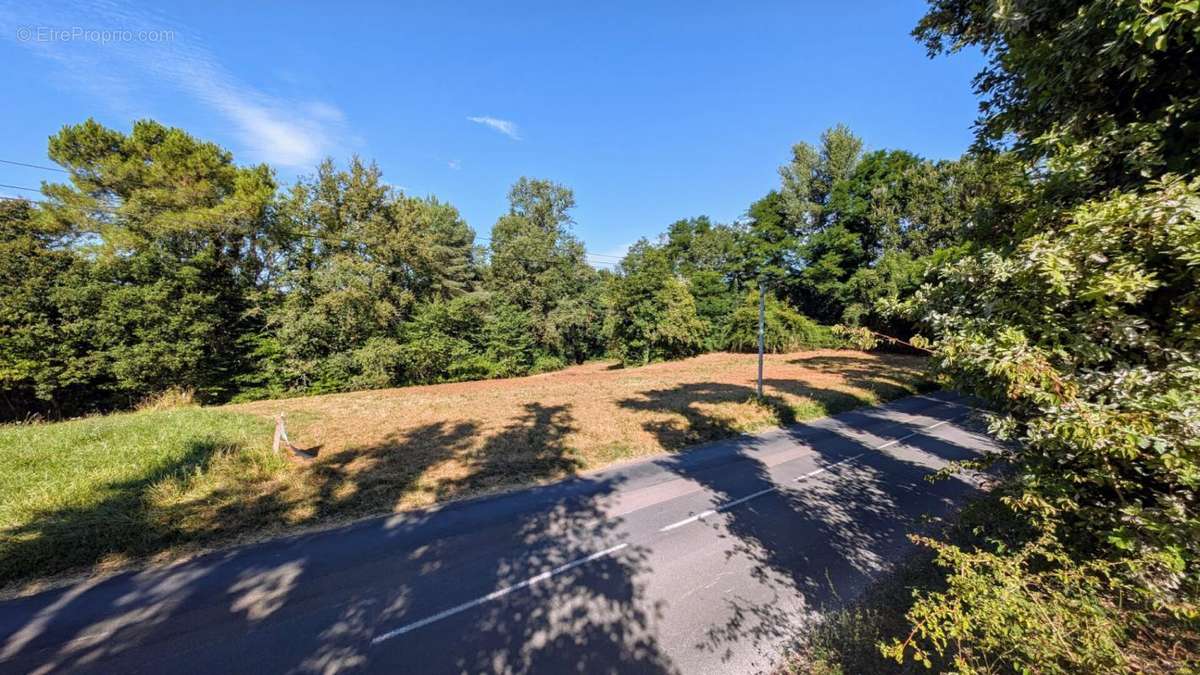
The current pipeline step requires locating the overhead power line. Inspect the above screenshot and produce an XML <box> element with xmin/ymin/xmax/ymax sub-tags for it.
<box><xmin>0</xmin><ymin>193</ymin><xmax>622</xmax><ymax>267</ymax></box>
<box><xmin>0</xmin><ymin>158</ymin><xmax>69</xmax><ymax>173</ymax></box>
<box><xmin>0</xmin><ymin>183</ymin><xmax>41</xmax><ymax>193</ymax></box>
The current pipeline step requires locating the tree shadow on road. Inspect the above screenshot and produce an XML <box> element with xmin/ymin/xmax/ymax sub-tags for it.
<box><xmin>0</xmin><ymin>401</ymin><xmax>677</xmax><ymax>674</ymax></box>
<box><xmin>620</xmin><ymin>379</ymin><xmax>986</xmax><ymax>664</ymax></box>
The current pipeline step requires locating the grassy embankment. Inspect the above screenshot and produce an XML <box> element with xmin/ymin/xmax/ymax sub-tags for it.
<box><xmin>0</xmin><ymin>350</ymin><xmax>929</xmax><ymax>590</ymax></box>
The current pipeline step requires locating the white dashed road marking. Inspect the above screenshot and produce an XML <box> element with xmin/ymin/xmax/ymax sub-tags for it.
<box><xmin>371</xmin><ymin>404</ymin><xmax>976</xmax><ymax>644</ymax></box>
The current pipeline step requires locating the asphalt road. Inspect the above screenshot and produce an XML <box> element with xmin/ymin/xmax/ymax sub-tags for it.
<box><xmin>0</xmin><ymin>391</ymin><xmax>999</xmax><ymax>674</ymax></box>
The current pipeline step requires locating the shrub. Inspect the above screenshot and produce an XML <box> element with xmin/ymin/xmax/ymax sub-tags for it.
<box><xmin>484</xmin><ymin>303</ymin><xmax>536</xmax><ymax>377</ymax></box>
<box><xmin>604</xmin><ymin>242</ymin><xmax>708</xmax><ymax>365</ymax></box>
<box><xmin>724</xmin><ymin>289</ymin><xmax>841</xmax><ymax>352</ymax></box>
<box><xmin>876</xmin><ymin>0</ymin><xmax>1200</xmax><ymax>661</ymax></box>
<box><xmin>884</xmin><ymin>177</ymin><xmax>1200</xmax><ymax>672</ymax></box>
<box><xmin>135</xmin><ymin>386</ymin><xmax>197</xmax><ymax>412</ymax></box>
<box><xmin>884</xmin><ymin>532</ymin><xmax>1129</xmax><ymax>672</ymax></box>
<box><xmin>400</xmin><ymin>334</ymin><xmax>470</xmax><ymax>384</ymax></box>
<box><xmin>350</xmin><ymin>337</ymin><xmax>405</xmax><ymax>390</ymax></box>
<box><xmin>530</xmin><ymin>354</ymin><xmax>567</xmax><ymax>374</ymax></box>
<box><xmin>446</xmin><ymin>353</ymin><xmax>496</xmax><ymax>381</ymax></box>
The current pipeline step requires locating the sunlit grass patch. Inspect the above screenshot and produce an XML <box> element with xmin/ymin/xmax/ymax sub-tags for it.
<box><xmin>0</xmin><ymin>408</ymin><xmax>279</xmax><ymax>584</ymax></box>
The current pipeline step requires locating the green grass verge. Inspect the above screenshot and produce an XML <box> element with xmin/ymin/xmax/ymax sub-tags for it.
<box><xmin>0</xmin><ymin>408</ymin><xmax>284</xmax><ymax>586</ymax></box>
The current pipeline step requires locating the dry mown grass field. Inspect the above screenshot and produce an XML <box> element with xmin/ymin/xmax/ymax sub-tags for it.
<box><xmin>237</xmin><ymin>350</ymin><xmax>928</xmax><ymax>509</ymax></box>
<box><xmin>1</xmin><ymin>350</ymin><xmax>927</xmax><ymax>589</ymax></box>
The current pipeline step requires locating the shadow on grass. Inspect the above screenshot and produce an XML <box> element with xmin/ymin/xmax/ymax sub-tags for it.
<box><xmin>612</xmin><ymin>363</ymin><xmax>928</xmax><ymax>454</ymax></box>
<box><xmin>0</xmin><ymin>357</ymin><xmax>952</xmax><ymax>674</ymax></box>
<box><xmin>434</xmin><ymin>403</ymin><xmax>582</xmax><ymax>499</ymax></box>
<box><xmin>0</xmin><ymin>401</ymin><xmax>676</xmax><ymax>673</ymax></box>
<box><xmin>0</xmin><ymin>437</ymin><xmax>237</xmax><ymax>583</ymax></box>
<box><xmin>788</xmin><ymin>354</ymin><xmax>934</xmax><ymax>401</ymax></box>
<box><xmin>0</xmin><ymin>420</ymin><xmax>491</xmax><ymax>588</ymax></box>
<box><xmin>617</xmin><ymin>381</ymin><xmax>798</xmax><ymax>450</ymax></box>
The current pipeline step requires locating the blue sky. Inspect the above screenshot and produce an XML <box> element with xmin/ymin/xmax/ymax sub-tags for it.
<box><xmin>1</xmin><ymin>1</ymin><xmax>983</xmax><ymax>262</ymax></box>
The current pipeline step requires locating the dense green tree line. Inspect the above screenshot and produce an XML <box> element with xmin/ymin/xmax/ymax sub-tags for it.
<box><xmin>0</xmin><ymin>115</ymin><xmax>985</xmax><ymax>419</ymax></box>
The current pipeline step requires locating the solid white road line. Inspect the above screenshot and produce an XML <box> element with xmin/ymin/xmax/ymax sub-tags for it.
<box><xmin>370</xmin><ymin>543</ymin><xmax>629</xmax><ymax>644</ymax></box>
<box><xmin>656</xmin><ymin>451</ymin><xmax>866</xmax><ymax>533</ymax></box>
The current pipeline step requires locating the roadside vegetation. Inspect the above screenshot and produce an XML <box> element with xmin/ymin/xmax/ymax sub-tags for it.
<box><xmin>799</xmin><ymin>1</ymin><xmax>1200</xmax><ymax>672</ymax></box>
<box><xmin>781</xmin><ymin>495</ymin><xmax>1200</xmax><ymax>674</ymax></box>
<box><xmin>0</xmin><ymin>350</ymin><xmax>925</xmax><ymax>590</ymax></box>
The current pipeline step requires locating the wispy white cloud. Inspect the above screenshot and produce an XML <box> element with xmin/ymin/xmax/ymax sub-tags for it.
<box><xmin>467</xmin><ymin>115</ymin><xmax>522</xmax><ymax>140</ymax></box>
<box><xmin>447</xmin><ymin>159</ymin><xmax>461</xmax><ymax>170</ymax></box>
<box><xmin>4</xmin><ymin>1</ymin><xmax>354</xmax><ymax>168</ymax></box>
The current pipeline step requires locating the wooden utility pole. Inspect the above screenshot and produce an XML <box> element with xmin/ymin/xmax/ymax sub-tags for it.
<box><xmin>757</xmin><ymin>282</ymin><xmax>765</xmax><ymax>399</ymax></box>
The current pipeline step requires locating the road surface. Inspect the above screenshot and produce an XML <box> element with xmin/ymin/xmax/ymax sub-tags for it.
<box><xmin>0</xmin><ymin>391</ymin><xmax>998</xmax><ymax>674</ymax></box>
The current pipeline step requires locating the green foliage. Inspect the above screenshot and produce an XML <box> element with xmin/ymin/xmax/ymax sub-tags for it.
<box><xmin>661</xmin><ymin>216</ymin><xmax>741</xmax><ymax>348</ymax></box>
<box><xmin>268</xmin><ymin>158</ymin><xmax>476</xmax><ymax>393</ymax></box>
<box><xmin>229</xmin><ymin>333</ymin><xmax>287</xmax><ymax>403</ymax></box>
<box><xmin>766</xmin><ymin>126</ymin><xmax>983</xmax><ymax>327</ymax></box>
<box><xmin>742</xmin><ymin>190</ymin><xmax>800</xmax><ymax>284</ymax></box>
<box><xmin>2</xmin><ymin>118</ymin><xmax>964</xmax><ymax>421</ymax></box>
<box><xmin>653</xmin><ymin>276</ymin><xmax>710</xmax><ymax>359</ymax></box>
<box><xmin>4</xmin><ymin>119</ymin><xmax>277</xmax><ymax>414</ymax></box>
<box><xmin>396</xmin><ymin>296</ymin><xmax>482</xmax><ymax>384</ymax></box>
<box><xmin>884</xmin><ymin>531</ymin><xmax>1129</xmax><ymax>673</ymax></box>
<box><xmin>793</xmin><ymin>223</ymin><xmax>866</xmax><ymax>324</ymax></box>
<box><xmin>909</xmin><ymin>178</ymin><xmax>1200</xmax><ymax>575</ymax></box>
<box><xmin>780</xmin><ymin>123</ymin><xmax>864</xmax><ymax>231</ymax></box>
<box><xmin>349</xmin><ymin>337</ymin><xmax>406</xmax><ymax>390</ymax></box>
<box><xmin>483</xmin><ymin>302</ymin><xmax>536</xmax><ymax>377</ymax></box>
<box><xmin>686</xmin><ymin>269</ymin><xmax>739</xmax><ymax>349</ymax></box>
<box><xmin>662</xmin><ymin>216</ymin><xmax>740</xmax><ymax>273</ymax></box>
<box><xmin>604</xmin><ymin>241</ymin><xmax>708</xmax><ymax>365</ymax></box>
<box><xmin>544</xmin><ymin>289</ymin><xmax>606</xmax><ymax>365</ymax></box>
<box><xmin>530</xmin><ymin>354</ymin><xmax>567</xmax><ymax>375</ymax></box>
<box><xmin>915</xmin><ymin>0</ymin><xmax>1200</xmax><ymax>196</ymax></box>
<box><xmin>835</xmin><ymin>150</ymin><xmax>971</xmax><ymax>257</ymax></box>
<box><xmin>485</xmin><ymin>177</ymin><xmax>603</xmax><ymax>361</ymax></box>
<box><xmin>840</xmin><ymin>249</ymin><xmax>963</xmax><ymax>333</ymax></box>
<box><xmin>883</xmin><ymin>2</ymin><xmax>1200</xmax><ymax>669</ymax></box>
<box><xmin>724</xmin><ymin>289</ymin><xmax>842</xmax><ymax>353</ymax></box>
<box><xmin>0</xmin><ymin>200</ymin><xmax>86</xmax><ymax>417</ymax></box>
